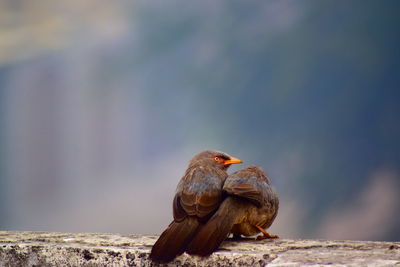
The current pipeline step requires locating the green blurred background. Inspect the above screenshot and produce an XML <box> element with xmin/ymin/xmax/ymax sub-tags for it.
<box><xmin>1</xmin><ymin>0</ymin><xmax>399</xmax><ymax>241</ymax></box>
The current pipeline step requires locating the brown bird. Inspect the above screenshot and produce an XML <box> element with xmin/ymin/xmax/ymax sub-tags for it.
<box><xmin>149</xmin><ymin>150</ymin><xmax>242</xmax><ymax>263</ymax></box>
<box><xmin>186</xmin><ymin>165</ymin><xmax>279</xmax><ymax>257</ymax></box>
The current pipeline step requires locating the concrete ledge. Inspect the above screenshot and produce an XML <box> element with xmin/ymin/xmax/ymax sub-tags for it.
<box><xmin>0</xmin><ymin>231</ymin><xmax>399</xmax><ymax>266</ymax></box>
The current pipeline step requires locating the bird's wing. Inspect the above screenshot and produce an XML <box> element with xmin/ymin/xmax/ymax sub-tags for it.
<box><xmin>223</xmin><ymin>174</ymin><xmax>269</xmax><ymax>207</ymax></box>
<box><xmin>173</xmin><ymin>194</ymin><xmax>187</xmax><ymax>222</ymax></box>
<box><xmin>175</xmin><ymin>168</ymin><xmax>224</xmax><ymax>220</ymax></box>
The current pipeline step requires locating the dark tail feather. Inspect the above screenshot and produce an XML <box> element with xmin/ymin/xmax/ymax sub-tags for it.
<box><xmin>150</xmin><ymin>217</ymin><xmax>200</xmax><ymax>263</ymax></box>
<box><xmin>186</xmin><ymin>198</ymin><xmax>242</xmax><ymax>257</ymax></box>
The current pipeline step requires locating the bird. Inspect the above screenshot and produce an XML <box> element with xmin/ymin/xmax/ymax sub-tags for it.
<box><xmin>186</xmin><ymin>165</ymin><xmax>279</xmax><ymax>257</ymax></box>
<box><xmin>149</xmin><ymin>150</ymin><xmax>242</xmax><ymax>263</ymax></box>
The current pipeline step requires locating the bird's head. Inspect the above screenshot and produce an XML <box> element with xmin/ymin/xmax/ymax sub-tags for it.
<box><xmin>189</xmin><ymin>150</ymin><xmax>242</xmax><ymax>170</ymax></box>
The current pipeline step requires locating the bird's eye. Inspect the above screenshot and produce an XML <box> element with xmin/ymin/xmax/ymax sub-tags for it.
<box><xmin>214</xmin><ymin>156</ymin><xmax>220</xmax><ymax>162</ymax></box>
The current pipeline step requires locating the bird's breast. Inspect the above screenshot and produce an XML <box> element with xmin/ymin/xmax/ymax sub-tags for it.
<box><xmin>231</xmin><ymin>202</ymin><xmax>277</xmax><ymax>236</ymax></box>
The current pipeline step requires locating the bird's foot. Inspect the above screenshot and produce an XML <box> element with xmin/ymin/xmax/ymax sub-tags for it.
<box><xmin>256</xmin><ymin>233</ymin><xmax>279</xmax><ymax>240</ymax></box>
<box><xmin>254</xmin><ymin>225</ymin><xmax>279</xmax><ymax>240</ymax></box>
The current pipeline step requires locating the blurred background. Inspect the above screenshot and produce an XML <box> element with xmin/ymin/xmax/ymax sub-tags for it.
<box><xmin>1</xmin><ymin>0</ymin><xmax>399</xmax><ymax>241</ymax></box>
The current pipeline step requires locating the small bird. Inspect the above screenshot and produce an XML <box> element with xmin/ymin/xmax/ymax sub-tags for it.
<box><xmin>150</xmin><ymin>150</ymin><xmax>242</xmax><ymax>263</ymax></box>
<box><xmin>186</xmin><ymin>165</ymin><xmax>279</xmax><ymax>257</ymax></box>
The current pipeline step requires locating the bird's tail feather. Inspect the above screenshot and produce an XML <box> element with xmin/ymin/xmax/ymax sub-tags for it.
<box><xmin>186</xmin><ymin>197</ymin><xmax>242</xmax><ymax>257</ymax></box>
<box><xmin>150</xmin><ymin>217</ymin><xmax>200</xmax><ymax>263</ymax></box>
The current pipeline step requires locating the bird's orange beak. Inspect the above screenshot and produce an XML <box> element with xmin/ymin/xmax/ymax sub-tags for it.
<box><xmin>223</xmin><ymin>157</ymin><xmax>242</xmax><ymax>165</ymax></box>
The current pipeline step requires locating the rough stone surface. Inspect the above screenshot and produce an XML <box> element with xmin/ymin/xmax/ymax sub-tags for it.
<box><xmin>0</xmin><ymin>231</ymin><xmax>399</xmax><ymax>266</ymax></box>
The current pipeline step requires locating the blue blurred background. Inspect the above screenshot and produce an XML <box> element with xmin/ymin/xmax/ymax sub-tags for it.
<box><xmin>1</xmin><ymin>0</ymin><xmax>399</xmax><ymax>241</ymax></box>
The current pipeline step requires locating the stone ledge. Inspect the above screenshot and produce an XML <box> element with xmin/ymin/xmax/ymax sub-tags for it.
<box><xmin>0</xmin><ymin>231</ymin><xmax>399</xmax><ymax>266</ymax></box>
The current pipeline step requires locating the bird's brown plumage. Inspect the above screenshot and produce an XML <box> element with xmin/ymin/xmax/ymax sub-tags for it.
<box><xmin>186</xmin><ymin>165</ymin><xmax>279</xmax><ymax>257</ymax></box>
<box><xmin>149</xmin><ymin>150</ymin><xmax>242</xmax><ymax>263</ymax></box>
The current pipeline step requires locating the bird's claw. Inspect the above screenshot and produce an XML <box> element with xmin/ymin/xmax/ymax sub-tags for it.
<box><xmin>256</xmin><ymin>233</ymin><xmax>279</xmax><ymax>240</ymax></box>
